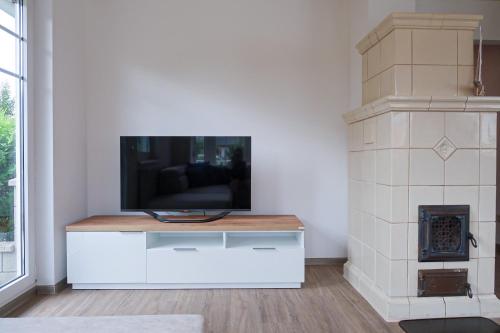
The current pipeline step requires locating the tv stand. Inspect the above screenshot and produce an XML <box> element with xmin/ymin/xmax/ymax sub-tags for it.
<box><xmin>66</xmin><ymin>215</ymin><xmax>305</xmax><ymax>289</ymax></box>
<box><xmin>143</xmin><ymin>210</ymin><xmax>230</xmax><ymax>223</ymax></box>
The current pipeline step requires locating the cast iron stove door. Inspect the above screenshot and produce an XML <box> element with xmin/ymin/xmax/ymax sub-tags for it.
<box><xmin>418</xmin><ymin>205</ymin><xmax>475</xmax><ymax>262</ymax></box>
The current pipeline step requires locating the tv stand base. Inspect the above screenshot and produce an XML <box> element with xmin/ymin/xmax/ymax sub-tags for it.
<box><xmin>144</xmin><ymin>210</ymin><xmax>230</xmax><ymax>223</ymax></box>
<box><xmin>71</xmin><ymin>282</ymin><xmax>301</xmax><ymax>290</ymax></box>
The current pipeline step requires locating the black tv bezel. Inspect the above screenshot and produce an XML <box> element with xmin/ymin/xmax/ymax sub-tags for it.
<box><xmin>119</xmin><ymin>135</ymin><xmax>252</xmax><ymax>212</ymax></box>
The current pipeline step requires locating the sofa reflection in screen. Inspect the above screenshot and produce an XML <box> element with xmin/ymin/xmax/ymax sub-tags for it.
<box><xmin>138</xmin><ymin>161</ymin><xmax>250</xmax><ymax>210</ymax></box>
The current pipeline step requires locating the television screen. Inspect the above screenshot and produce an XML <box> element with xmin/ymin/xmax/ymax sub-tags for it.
<box><xmin>120</xmin><ymin>136</ymin><xmax>251</xmax><ymax>211</ymax></box>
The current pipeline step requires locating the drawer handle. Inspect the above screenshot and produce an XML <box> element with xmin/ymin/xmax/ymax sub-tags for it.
<box><xmin>173</xmin><ymin>248</ymin><xmax>198</xmax><ymax>251</ymax></box>
<box><xmin>253</xmin><ymin>247</ymin><xmax>277</xmax><ymax>251</ymax></box>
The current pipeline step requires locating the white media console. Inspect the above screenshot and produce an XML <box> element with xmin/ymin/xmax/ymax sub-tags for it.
<box><xmin>66</xmin><ymin>215</ymin><xmax>305</xmax><ymax>289</ymax></box>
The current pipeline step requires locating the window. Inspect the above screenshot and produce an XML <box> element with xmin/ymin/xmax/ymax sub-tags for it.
<box><xmin>0</xmin><ymin>0</ymin><xmax>25</xmax><ymax>289</ymax></box>
<box><xmin>215</xmin><ymin>137</ymin><xmax>245</xmax><ymax>166</ymax></box>
<box><xmin>191</xmin><ymin>137</ymin><xmax>248</xmax><ymax>166</ymax></box>
<box><xmin>192</xmin><ymin>137</ymin><xmax>205</xmax><ymax>163</ymax></box>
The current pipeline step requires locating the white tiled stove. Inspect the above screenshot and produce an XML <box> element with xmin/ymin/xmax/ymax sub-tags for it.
<box><xmin>344</xmin><ymin>13</ymin><xmax>500</xmax><ymax>321</ymax></box>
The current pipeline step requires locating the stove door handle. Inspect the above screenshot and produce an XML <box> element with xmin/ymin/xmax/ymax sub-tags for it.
<box><xmin>468</xmin><ymin>232</ymin><xmax>478</xmax><ymax>248</ymax></box>
<box><xmin>465</xmin><ymin>283</ymin><xmax>473</xmax><ymax>298</ymax></box>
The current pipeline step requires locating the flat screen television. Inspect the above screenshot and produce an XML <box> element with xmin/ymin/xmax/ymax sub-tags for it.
<box><xmin>120</xmin><ymin>136</ymin><xmax>251</xmax><ymax>211</ymax></box>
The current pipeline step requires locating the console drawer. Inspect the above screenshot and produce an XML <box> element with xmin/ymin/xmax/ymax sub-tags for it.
<box><xmin>146</xmin><ymin>248</ymin><xmax>304</xmax><ymax>284</ymax></box>
<box><xmin>223</xmin><ymin>248</ymin><xmax>305</xmax><ymax>283</ymax></box>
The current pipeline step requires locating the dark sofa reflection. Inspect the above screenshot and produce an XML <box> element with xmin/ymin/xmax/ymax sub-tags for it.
<box><xmin>138</xmin><ymin>162</ymin><xmax>251</xmax><ymax>210</ymax></box>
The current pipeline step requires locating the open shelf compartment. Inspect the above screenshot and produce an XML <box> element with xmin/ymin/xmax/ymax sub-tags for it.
<box><xmin>147</xmin><ymin>232</ymin><xmax>224</xmax><ymax>250</ymax></box>
<box><xmin>225</xmin><ymin>231</ymin><xmax>303</xmax><ymax>249</ymax></box>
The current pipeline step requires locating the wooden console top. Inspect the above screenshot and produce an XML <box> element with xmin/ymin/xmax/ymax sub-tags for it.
<box><xmin>66</xmin><ymin>215</ymin><xmax>304</xmax><ymax>232</ymax></box>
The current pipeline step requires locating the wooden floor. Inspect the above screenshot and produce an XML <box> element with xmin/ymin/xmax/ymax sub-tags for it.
<box><xmin>11</xmin><ymin>265</ymin><xmax>404</xmax><ymax>333</ymax></box>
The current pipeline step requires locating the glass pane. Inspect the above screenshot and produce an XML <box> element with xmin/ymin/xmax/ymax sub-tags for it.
<box><xmin>0</xmin><ymin>27</ymin><xmax>18</xmax><ymax>74</ymax></box>
<box><xmin>0</xmin><ymin>0</ymin><xmax>18</xmax><ymax>33</ymax></box>
<box><xmin>0</xmin><ymin>71</ymin><xmax>20</xmax><ymax>287</ymax></box>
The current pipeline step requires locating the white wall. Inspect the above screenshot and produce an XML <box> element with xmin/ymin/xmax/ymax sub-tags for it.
<box><xmin>33</xmin><ymin>0</ymin><xmax>55</xmax><ymax>286</ymax></box>
<box><xmin>416</xmin><ymin>0</ymin><xmax>500</xmax><ymax>41</ymax></box>
<box><xmin>52</xmin><ymin>0</ymin><xmax>87</xmax><ymax>283</ymax></box>
<box><xmin>33</xmin><ymin>0</ymin><xmax>87</xmax><ymax>285</ymax></box>
<box><xmin>29</xmin><ymin>0</ymin><xmax>499</xmax><ymax>284</ymax></box>
<box><xmin>84</xmin><ymin>0</ymin><xmax>350</xmax><ymax>258</ymax></box>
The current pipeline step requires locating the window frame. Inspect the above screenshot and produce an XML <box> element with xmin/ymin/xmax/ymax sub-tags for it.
<box><xmin>0</xmin><ymin>0</ymin><xmax>35</xmax><ymax>307</ymax></box>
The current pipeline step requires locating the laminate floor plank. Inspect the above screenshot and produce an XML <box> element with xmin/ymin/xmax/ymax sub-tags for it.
<box><xmin>11</xmin><ymin>265</ymin><xmax>407</xmax><ymax>333</ymax></box>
